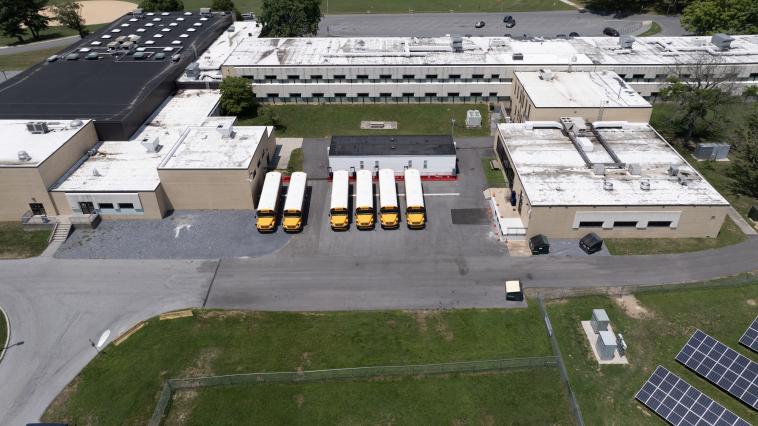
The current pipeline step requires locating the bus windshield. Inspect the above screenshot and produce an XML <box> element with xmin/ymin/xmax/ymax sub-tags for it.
<box><xmin>407</xmin><ymin>206</ymin><xmax>425</xmax><ymax>214</ymax></box>
<box><xmin>283</xmin><ymin>210</ymin><xmax>301</xmax><ymax>218</ymax></box>
<box><xmin>380</xmin><ymin>206</ymin><xmax>399</xmax><ymax>214</ymax></box>
<box><xmin>257</xmin><ymin>210</ymin><xmax>276</xmax><ymax>218</ymax></box>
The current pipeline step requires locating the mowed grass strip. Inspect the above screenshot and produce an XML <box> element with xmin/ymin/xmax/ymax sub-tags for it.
<box><xmin>43</xmin><ymin>307</ymin><xmax>553</xmax><ymax>425</ymax></box>
<box><xmin>547</xmin><ymin>276</ymin><xmax>758</xmax><ymax>424</ymax></box>
<box><xmin>164</xmin><ymin>369</ymin><xmax>572</xmax><ymax>425</ymax></box>
<box><xmin>237</xmin><ymin>104</ymin><xmax>491</xmax><ymax>138</ymax></box>
<box><xmin>606</xmin><ymin>215</ymin><xmax>747</xmax><ymax>255</ymax></box>
<box><xmin>0</xmin><ymin>222</ymin><xmax>51</xmax><ymax>258</ymax></box>
<box><xmin>182</xmin><ymin>0</ymin><xmax>572</xmax><ymax>14</ymax></box>
<box><xmin>0</xmin><ymin>47</ymin><xmax>63</xmax><ymax>71</ymax></box>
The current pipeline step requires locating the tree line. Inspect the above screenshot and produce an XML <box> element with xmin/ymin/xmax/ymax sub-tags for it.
<box><xmin>0</xmin><ymin>0</ymin><xmax>88</xmax><ymax>42</ymax></box>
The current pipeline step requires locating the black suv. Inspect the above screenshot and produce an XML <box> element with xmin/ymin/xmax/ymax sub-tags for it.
<box><xmin>603</xmin><ymin>27</ymin><xmax>620</xmax><ymax>37</ymax></box>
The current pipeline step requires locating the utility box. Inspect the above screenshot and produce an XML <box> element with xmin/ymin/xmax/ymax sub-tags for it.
<box><xmin>748</xmin><ymin>205</ymin><xmax>758</xmax><ymax>222</ymax></box>
<box><xmin>596</xmin><ymin>330</ymin><xmax>617</xmax><ymax>360</ymax></box>
<box><xmin>505</xmin><ymin>280</ymin><xmax>523</xmax><ymax>301</ymax></box>
<box><xmin>465</xmin><ymin>110</ymin><xmax>482</xmax><ymax>128</ymax></box>
<box><xmin>591</xmin><ymin>308</ymin><xmax>609</xmax><ymax>333</ymax></box>
<box><xmin>693</xmin><ymin>143</ymin><xmax>730</xmax><ymax>161</ymax></box>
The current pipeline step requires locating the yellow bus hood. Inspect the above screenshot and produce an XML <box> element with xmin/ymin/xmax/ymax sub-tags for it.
<box><xmin>356</xmin><ymin>214</ymin><xmax>374</xmax><ymax>226</ymax></box>
<box><xmin>283</xmin><ymin>217</ymin><xmax>301</xmax><ymax>229</ymax></box>
<box><xmin>407</xmin><ymin>213</ymin><xmax>425</xmax><ymax>225</ymax></box>
<box><xmin>256</xmin><ymin>217</ymin><xmax>276</xmax><ymax>229</ymax></box>
<box><xmin>381</xmin><ymin>213</ymin><xmax>399</xmax><ymax>226</ymax></box>
<box><xmin>331</xmin><ymin>214</ymin><xmax>348</xmax><ymax>227</ymax></box>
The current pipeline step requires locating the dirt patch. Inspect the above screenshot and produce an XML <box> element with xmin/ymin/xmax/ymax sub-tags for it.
<box><xmin>183</xmin><ymin>347</ymin><xmax>222</xmax><ymax>378</ymax></box>
<box><xmin>613</xmin><ymin>294</ymin><xmax>654</xmax><ymax>319</ymax></box>
<box><xmin>435</xmin><ymin>318</ymin><xmax>454</xmax><ymax>342</ymax></box>
<box><xmin>414</xmin><ymin>311</ymin><xmax>429</xmax><ymax>333</ymax></box>
<box><xmin>198</xmin><ymin>310</ymin><xmax>250</xmax><ymax>320</ymax></box>
<box><xmin>294</xmin><ymin>393</ymin><xmax>305</xmax><ymax>408</ymax></box>
<box><xmin>42</xmin><ymin>1</ymin><xmax>138</xmax><ymax>25</ymax></box>
<box><xmin>41</xmin><ymin>376</ymin><xmax>81</xmax><ymax>424</ymax></box>
<box><xmin>164</xmin><ymin>389</ymin><xmax>198</xmax><ymax>426</ymax></box>
<box><xmin>387</xmin><ymin>319</ymin><xmax>397</xmax><ymax>329</ymax></box>
<box><xmin>481</xmin><ymin>414</ymin><xmax>496</xmax><ymax>426</ymax></box>
<box><xmin>747</xmin><ymin>299</ymin><xmax>756</xmax><ymax>306</ymax></box>
<box><xmin>545</xmin><ymin>298</ymin><xmax>569</xmax><ymax>306</ymax></box>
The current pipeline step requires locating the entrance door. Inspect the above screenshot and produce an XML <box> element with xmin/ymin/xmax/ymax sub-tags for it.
<box><xmin>79</xmin><ymin>202</ymin><xmax>95</xmax><ymax>214</ymax></box>
<box><xmin>29</xmin><ymin>203</ymin><xmax>46</xmax><ymax>216</ymax></box>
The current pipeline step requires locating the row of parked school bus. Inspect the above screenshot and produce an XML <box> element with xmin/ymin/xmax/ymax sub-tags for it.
<box><xmin>254</xmin><ymin>168</ymin><xmax>426</xmax><ymax>233</ymax></box>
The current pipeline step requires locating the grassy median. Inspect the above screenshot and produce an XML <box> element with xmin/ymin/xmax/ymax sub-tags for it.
<box><xmin>43</xmin><ymin>307</ymin><xmax>562</xmax><ymax>425</ymax></box>
<box><xmin>547</xmin><ymin>275</ymin><xmax>758</xmax><ymax>424</ymax></box>
<box><xmin>0</xmin><ymin>222</ymin><xmax>50</xmax><ymax>258</ymax></box>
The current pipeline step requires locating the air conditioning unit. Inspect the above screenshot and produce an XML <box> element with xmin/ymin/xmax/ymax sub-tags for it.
<box><xmin>711</xmin><ymin>33</ymin><xmax>734</xmax><ymax>50</ymax></box>
<box><xmin>26</xmin><ymin>121</ymin><xmax>49</xmax><ymax>134</ymax></box>
<box><xmin>627</xmin><ymin>163</ymin><xmax>641</xmax><ymax>175</ymax></box>
<box><xmin>17</xmin><ymin>150</ymin><xmax>32</xmax><ymax>162</ymax></box>
<box><xmin>668</xmin><ymin>164</ymin><xmax>679</xmax><ymax>176</ymax></box>
<box><xmin>538</xmin><ymin>68</ymin><xmax>554</xmax><ymax>81</ymax></box>
<box><xmin>141</xmin><ymin>136</ymin><xmax>161</xmax><ymax>153</ymax></box>
<box><xmin>640</xmin><ymin>180</ymin><xmax>651</xmax><ymax>191</ymax></box>
<box><xmin>619</xmin><ymin>35</ymin><xmax>635</xmax><ymax>49</ymax></box>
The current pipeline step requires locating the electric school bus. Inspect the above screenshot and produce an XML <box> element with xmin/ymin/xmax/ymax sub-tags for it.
<box><xmin>256</xmin><ymin>171</ymin><xmax>282</xmax><ymax>232</ymax></box>
<box><xmin>354</xmin><ymin>169</ymin><xmax>375</xmax><ymax>230</ymax></box>
<box><xmin>403</xmin><ymin>168</ymin><xmax>426</xmax><ymax>229</ymax></box>
<box><xmin>282</xmin><ymin>171</ymin><xmax>307</xmax><ymax>233</ymax></box>
<box><xmin>379</xmin><ymin>168</ymin><xmax>400</xmax><ymax>229</ymax></box>
<box><xmin>330</xmin><ymin>170</ymin><xmax>350</xmax><ymax>231</ymax></box>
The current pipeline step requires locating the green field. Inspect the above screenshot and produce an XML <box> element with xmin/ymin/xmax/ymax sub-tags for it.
<box><xmin>605</xmin><ymin>216</ymin><xmax>746</xmax><ymax>255</ymax></box>
<box><xmin>183</xmin><ymin>0</ymin><xmax>573</xmax><ymax>14</ymax></box>
<box><xmin>0</xmin><ymin>47</ymin><xmax>63</xmax><ymax>71</ymax></box>
<box><xmin>482</xmin><ymin>157</ymin><xmax>508</xmax><ymax>188</ymax></box>
<box><xmin>286</xmin><ymin>147</ymin><xmax>303</xmax><ymax>173</ymax></box>
<box><xmin>0</xmin><ymin>24</ymin><xmax>105</xmax><ymax>47</ymax></box>
<box><xmin>43</xmin><ymin>307</ymin><xmax>559</xmax><ymax>425</ymax></box>
<box><xmin>238</xmin><ymin>104</ymin><xmax>491</xmax><ymax>138</ymax></box>
<box><xmin>547</xmin><ymin>276</ymin><xmax>758</xmax><ymax>424</ymax></box>
<box><xmin>165</xmin><ymin>369</ymin><xmax>571</xmax><ymax>425</ymax></box>
<box><xmin>0</xmin><ymin>222</ymin><xmax>50</xmax><ymax>258</ymax></box>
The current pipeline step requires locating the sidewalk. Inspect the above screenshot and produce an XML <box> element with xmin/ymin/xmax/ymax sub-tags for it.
<box><xmin>727</xmin><ymin>207</ymin><xmax>757</xmax><ymax>236</ymax></box>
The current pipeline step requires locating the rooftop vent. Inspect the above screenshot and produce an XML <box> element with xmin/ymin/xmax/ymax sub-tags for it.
<box><xmin>640</xmin><ymin>180</ymin><xmax>651</xmax><ymax>191</ymax></box>
<box><xmin>628</xmin><ymin>163</ymin><xmax>641</xmax><ymax>175</ymax></box>
<box><xmin>711</xmin><ymin>33</ymin><xmax>734</xmax><ymax>50</ymax></box>
<box><xmin>512</xmin><ymin>52</ymin><xmax>524</xmax><ymax>61</ymax></box>
<box><xmin>17</xmin><ymin>150</ymin><xmax>32</xmax><ymax>162</ymax></box>
<box><xmin>26</xmin><ymin>121</ymin><xmax>49</xmax><ymax>134</ymax></box>
<box><xmin>450</xmin><ymin>34</ymin><xmax>463</xmax><ymax>52</ymax></box>
<box><xmin>594</xmin><ymin>164</ymin><xmax>606</xmax><ymax>176</ymax></box>
<box><xmin>200</xmin><ymin>7</ymin><xmax>212</xmax><ymax>17</ymax></box>
<box><xmin>132</xmin><ymin>8</ymin><xmax>144</xmax><ymax>17</ymax></box>
<box><xmin>668</xmin><ymin>164</ymin><xmax>679</xmax><ymax>176</ymax></box>
<box><xmin>69</xmin><ymin>119</ymin><xmax>84</xmax><ymax>128</ymax></box>
<box><xmin>678</xmin><ymin>175</ymin><xmax>688</xmax><ymax>186</ymax></box>
<box><xmin>141</xmin><ymin>136</ymin><xmax>161</xmax><ymax>153</ymax></box>
<box><xmin>619</xmin><ymin>35</ymin><xmax>635</xmax><ymax>49</ymax></box>
<box><xmin>603</xmin><ymin>181</ymin><xmax>613</xmax><ymax>191</ymax></box>
<box><xmin>92</xmin><ymin>168</ymin><xmax>101</xmax><ymax>177</ymax></box>
<box><xmin>538</xmin><ymin>68</ymin><xmax>554</xmax><ymax>81</ymax></box>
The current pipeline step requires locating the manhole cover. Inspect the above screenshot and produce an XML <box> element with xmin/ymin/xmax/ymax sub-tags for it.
<box><xmin>451</xmin><ymin>208</ymin><xmax>490</xmax><ymax>225</ymax></box>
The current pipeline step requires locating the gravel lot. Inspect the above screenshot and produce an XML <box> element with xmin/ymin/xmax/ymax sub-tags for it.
<box><xmin>55</xmin><ymin>211</ymin><xmax>291</xmax><ymax>259</ymax></box>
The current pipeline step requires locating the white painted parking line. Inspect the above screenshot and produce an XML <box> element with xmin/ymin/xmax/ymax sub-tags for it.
<box><xmin>350</xmin><ymin>193</ymin><xmax>461</xmax><ymax>197</ymax></box>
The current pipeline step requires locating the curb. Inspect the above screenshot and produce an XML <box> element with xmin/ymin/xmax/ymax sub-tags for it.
<box><xmin>0</xmin><ymin>305</ymin><xmax>10</xmax><ymax>365</ymax></box>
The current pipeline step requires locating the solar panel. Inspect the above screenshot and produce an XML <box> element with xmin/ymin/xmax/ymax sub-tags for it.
<box><xmin>635</xmin><ymin>366</ymin><xmax>750</xmax><ymax>426</ymax></box>
<box><xmin>739</xmin><ymin>316</ymin><xmax>758</xmax><ymax>354</ymax></box>
<box><xmin>676</xmin><ymin>330</ymin><xmax>758</xmax><ymax>410</ymax></box>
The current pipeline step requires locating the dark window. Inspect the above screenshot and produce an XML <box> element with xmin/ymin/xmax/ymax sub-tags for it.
<box><xmin>335</xmin><ymin>93</ymin><xmax>347</xmax><ymax>98</ymax></box>
<box><xmin>264</xmin><ymin>75</ymin><xmax>276</xmax><ymax>80</ymax></box>
<box><xmin>491</xmin><ymin>74</ymin><xmax>500</xmax><ymax>79</ymax></box>
<box><xmin>290</xmin><ymin>93</ymin><xmax>301</xmax><ymax>98</ymax></box>
<box><xmin>613</xmin><ymin>221</ymin><xmax>637</xmax><ymax>227</ymax></box>
<box><xmin>648</xmin><ymin>221</ymin><xmax>672</xmax><ymax>227</ymax></box>
<box><xmin>579</xmin><ymin>221</ymin><xmax>603</xmax><ymax>227</ymax></box>
<box><xmin>29</xmin><ymin>203</ymin><xmax>46</xmax><ymax>216</ymax></box>
<box><xmin>472</xmin><ymin>74</ymin><xmax>484</xmax><ymax>79</ymax></box>
<box><xmin>402</xmin><ymin>92</ymin><xmax>414</xmax><ymax>97</ymax></box>
<box><xmin>313</xmin><ymin>93</ymin><xmax>324</xmax><ymax>98</ymax></box>
<box><xmin>287</xmin><ymin>75</ymin><xmax>299</xmax><ymax>80</ymax></box>
<box><xmin>617</xmin><ymin>74</ymin><xmax>626</xmax><ymax>79</ymax></box>
<box><xmin>357</xmin><ymin>92</ymin><xmax>369</xmax><ymax>97</ymax></box>
<box><xmin>402</xmin><ymin>74</ymin><xmax>414</xmax><ymax>79</ymax></box>
<box><xmin>489</xmin><ymin>92</ymin><xmax>498</xmax><ymax>97</ymax></box>
<box><xmin>267</xmin><ymin>93</ymin><xmax>278</xmax><ymax>98</ymax></box>
<box><xmin>425</xmin><ymin>74</ymin><xmax>437</xmax><ymax>79</ymax></box>
<box><xmin>424</xmin><ymin>92</ymin><xmax>437</xmax><ymax>97</ymax></box>
<box><xmin>98</xmin><ymin>203</ymin><xmax>114</xmax><ymax>209</ymax></box>
<box><xmin>310</xmin><ymin>74</ymin><xmax>323</xmax><ymax>80</ymax></box>
<box><xmin>357</xmin><ymin>74</ymin><xmax>369</xmax><ymax>80</ymax></box>
<box><xmin>632</xmin><ymin>74</ymin><xmax>645</xmax><ymax>79</ymax></box>
<box><xmin>449</xmin><ymin>74</ymin><xmax>461</xmax><ymax>79</ymax></box>
<box><xmin>379</xmin><ymin>74</ymin><xmax>391</xmax><ymax>79</ymax></box>
<box><xmin>447</xmin><ymin>92</ymin><xmax>460</xmax><ymax>97</ymax></box>
<box><xmin>470</xmin><ymin>92</ymin><xmax>482</xmax><ymax>97</ymax></box>
<box><xmin>119</xmin><ymin>203</ymin><xmax>134</xmax><ymax>209</ymax></box>
<box><xmin>334</xmin><ymin>74</ymin><xmax>346</xmax><ymax>80</ymax></box>
<box><xmin>379</xmin><ymin>92</ymin><xmax>392</xmax><ymax>97</ymax></box>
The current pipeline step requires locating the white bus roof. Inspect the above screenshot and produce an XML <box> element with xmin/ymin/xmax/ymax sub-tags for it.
<box><xmin>355</xmin><ymin>169</ymin><xmax>374</xmax><ymax>209</ymax></box>
<box><xmin>330</xmin><ymin>170</ymin><xmax>349</xmax><ymax>210</ymax></box>
<box><xmin>284</xmin><ymin>171</ymin><xmax>307</xmax><ymax>211</ymax></box>
<box><xmin>379</xmin><ymin>168</ymin><xmax>398</xmax><ymax>208</ymax></box>
<box><xmin>257</xmin><ymin>171</ymin><xmax>281</xmax><ymax>212</ymax></box>
<box><xmin>404</xmin><ymin>168</ymin><xmax>424</xmax><ymax>208</ymax></box>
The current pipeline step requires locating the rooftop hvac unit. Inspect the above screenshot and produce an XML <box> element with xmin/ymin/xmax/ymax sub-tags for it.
<box><xmin>141</xmin><ymin>136</ymin><xmax>161</xmax><ymax>153</ymax></box>
<box><xmin>640</xmin><ymin>180</ymin><xmax>651</xmax><ymax>191</ymax></box>
<box><xmin>132</xmin><ymin>8</ymin><xmax>143</xmax><ymax>17</ymax></box>
<box><xmin>512</xmin><ymin>52</ymin><xmax>524</xmax><ymax>60</ymax></box>
<box><xmin>538</xmin><ymin>68</ymin><xmax>554</xmax><ymax>81</ymax></box>
<box><xmin>92</xmin><ymin>168</ymin><xmax>101</xmax><ymax>177</ymax></box>
<box><xmin>215</xmin><ymin>122</ymin><xmax>234</xmax><ymax>138</ymax></box>
<box><xmin>26</xmin><ymin>121</ymin><xmax>49</xmax><ymax>134</ymax></box>
<box><xmin>603</xmin><ymin>180</ymin><xmax>614</xmax><ymax>191</ymax></box>
<box><xmin>200</xmin><ymin>7</ymin><xmax>212</xmax><ymax>16</ymax></box>
<box><xmin>593</xmin><ymin>164</ymin><xmax>606</xmax><ymax>176</ymax></box>
<box><xmin>693</xmin><ymin>143</ymin><xmax>730</xmax><ymax>161</ymax></box>
<box><xmin>711</xmin><ymin>33</ymin><xmax>734</xmax><ymax>50</ymax></box>
<box><xmin>69</xmin><ymin>119</ymin><xmax>84</xmax><ymax>128</ymax></box>
<box><xmin>185</xmin><ymin>62</ymin><xmax>201</xmax><ymax>79</ymax></box>
<box><xmin>465</xmin><ymin>110</ymin><xmax>482</xmax><ymax>128</ymax></box>
<box><xmin>450</xmin><ymin>34</ymin><xmax>463</xmax><ymax>52</ymax></box>
<box><xmin>87</xmin><ymin>148</ymin><xmax>97</xmax><ymax>156</ymax></box>
<box><xmin>628</xmin><ymin>163</ymin><xmax>641</xmax><ymax>175</ymax></box>
<box><xmin>17</xmin><ymin>150</ymin><xmax>32</xmax><ymax>162</ymax></box>
<box><xmin>619</xmin><ymin>35</ymin><xmax>635</xmax><ymax>49</ymax></box>
<box><xmin>668</xmin><ymin>164</ymin><xmax>679</xmax><ymax>176</ymax></box>
<box><xmin>678</xmin><ymin>175</ymin><xmax>688</xmax><ymax>186</ymax></box>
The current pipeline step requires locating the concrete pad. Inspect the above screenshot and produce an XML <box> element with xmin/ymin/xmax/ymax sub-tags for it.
<box><xmin>581</xmin><ymin>321</ymin><xmax>629</xmax><ymax>365</ymax></box>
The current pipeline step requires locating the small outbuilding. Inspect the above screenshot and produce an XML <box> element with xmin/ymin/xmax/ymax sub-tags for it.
<box><xmin>466</xmin><ymin>110</ymin><xmax>482</xmax><ymax>128</ymax></box>
<box><xmin>591</xmin><ymin>309</ymin><xmax>610</xmax><ymax>333</ymax></box>
<box><xmin>529</xmin><ymin>234</ymin><xmax>550</xmax><ymax>255</ymax></box>
<box><xmin>595</xmin><ymin>330</ymin><xmax>617</xmax><ymax>360</ymax></box>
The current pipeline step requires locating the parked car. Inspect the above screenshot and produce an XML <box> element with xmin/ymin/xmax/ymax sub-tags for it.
<box><xmin>46</xmin><ymin>55</ymin><xmax>59</xmax><ymax>63</ymax></box>
<box><xmin>603</xmin><ymin>27</ymin><xmax>620</xmax><ymax>37</ymax></box>
<box><xmin>503</xmin><ymin>15</ymin><xmax>514</xmax><ymax>23</ymax></box>
<box><xmin>556</xmin><ymin>33</ymin><xmax>567</xmax><ymax>39</ymax></box>
<box><xmin>569</xmin><ymin>31</ymin><xmax>580</xmax><ymax>37</ymax></box>
<box><xmin>505</xmin><ymin>20</ymin><xmax>516</xmax><ymax>28</ymax></box>
<box><xmin>475</xmin><ymin>21</ymin><xmax>485</xmax><ymax>28</ymax></box>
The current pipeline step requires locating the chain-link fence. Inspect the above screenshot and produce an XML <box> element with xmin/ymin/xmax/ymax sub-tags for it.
<box><xmin>149</xmin><ymin>356</ymin><xmax>558</xmax><ymax>425</ymax></box>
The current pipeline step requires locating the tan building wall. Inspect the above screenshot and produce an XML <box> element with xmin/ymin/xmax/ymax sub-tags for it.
<box><xmin>37</xmin><ymin>122</ymin><xmax>98</xmax><ymax>187</ymax></box>
<box><xmin>50</xmin><ymin>188</ymin><xmax>169</xmax><ymax>220</ymax></box>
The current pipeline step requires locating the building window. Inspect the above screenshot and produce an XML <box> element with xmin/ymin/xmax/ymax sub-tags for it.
<box><xmin>98</xmin><ymin>203</ymin><xmax>114</xmax><ymax>210</ymax></box>
<box><xmin>471</xmin><ymin>92</ymin><xmax>482</xmax><ymax>97</ymax></box>
<box><xmin>424</xmin><ymin>92</ymin><xmax>436</xmax><ymax>97</ymax></box>
<box><xmin>264</xmin><ymin>75</ymin><xmax>276</xmax><ymax>80</ymax></box>
<box><xmin>402</xmin><ymin>92</ymin><xmax>414</xmax><ymax>97</ymax></box>
<box><xmin>313</xmin><ymin>93</ymin><xmax>324</xmax><ymax>98</ymax></box>
<box><xmin>491</xmin><ymin>74</ymin><xmax>500</xmax><ymax>79</ymax></box>
<box><xmin>447</xmin><ymin>92</ymin><xmax>459</xmax><ymax>97</ymax></box>
<box><xmin>357</xmin><ymin>74</ymin><xmax>369</xmax><ymax>80</ymax></box>
<box><xmin>489</xmin><ymin>92</ymin><xmax>498</xmax><ymax>97</ymax></box>
<box><xmin>334</xmin><ymin>74</ymin><xmax>346</xmax><ymax>81</ymax></box>
<box><xmin>579</xmin><ymin>221</ymin><xmax>603</xmax><ymax>227</ymax></box>
<box><xmin>29</xmin><ymin>203</ymin><xmax>46</xmax><ymax>216</ymax></box>
<box><xmin>119</xmin><ymin>203</ymin><xmax>134</xmax><ymax>209</ymax></box>
<box><xmin>335</xmin><ymin>93</ymin><xmax>347</xmax><ymax>98</ymax></box>
<box><xmin>472</xmin><ymin>74</ymin><xmax>484</xmax><ymax>79</ymax></box>
<box><xmin>290</xmin><ymin>93</ymin><xmax>301</xmax><ymax>98</ymax></box>
<box><xmin>648</xmin><ymin>221</ymin><xmax>673</xmax><ymax>227</ymax></box>
<box><xmin>449</xmin><ymin>74</ymin><xmax>461</xmax><ymax>79</ymax></box>
<box><xmin>613</xmin><ymin>221</ymin><xmax>637</xmax><ymax>227</ymax></box>
<box><xmin>425</xmin><ymin>74</ymin><xmax>437</xmax><ymax>79</ymax></box>
<box><xmin>357</xmin><ymin>92</ymin><xmax>369</xmax><ymax>97</ymax></box>
<box><xmin>380</xmin><ymin>74</ymin><xmax>391</xmax><ymax>79</ymax></box>
<box><xmin>402</xmin><ymin>74</ymin><xmax>414</xmax><ymax>79</ymax></box>
<box><xmin>359</xmin><ymin>161</ymin><xmax>364</xmax><ymax>169</ymax></box>
<box><xmin>310</xmin><ymin>74</ymin><xmax>323</xmax><ymax>80</ymax></box>
<box><xmin>423</xmin><ymin>160</ymin><xmax>428</xmax><ymax>169</ymax></box>
<box><xmin>374</xmin><ymin>161</ymin><xmax>379</xmax><ymax>168</ymax></box>
<box><xmin>287</xmin><ymin>75</ymin><xmax>299</xmax><ymax>80</ymax></box>
<box><xmin>380</xmin><ymin>92</ymin><xmax>392</xmax><ymax>97</ymax></box>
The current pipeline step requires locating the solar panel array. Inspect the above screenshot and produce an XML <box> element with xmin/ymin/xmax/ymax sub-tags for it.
<box><xmin>635</xmin><ymin>366</ymin><xmax>750</xmax><ymax>426</ymax></box>
<box><xmin>675</xmin><ymin>330</ymin><xmax>758</xmax><ymax>410</ymax></box>
<box><xmin>739</xmin><ymin>316</ymin><xmax>758</xmax><ymax>353</ymax></box>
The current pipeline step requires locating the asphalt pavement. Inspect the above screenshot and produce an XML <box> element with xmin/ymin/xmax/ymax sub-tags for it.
<box><xmin>319</xmin><ymin>11</ymin><xmax>686</xmax><ymax>38</ymax></box>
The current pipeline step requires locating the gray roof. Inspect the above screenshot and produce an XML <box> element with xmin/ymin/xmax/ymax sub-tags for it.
<box><xmin>329</xmin><ymin>135</ymin><xmax>456</xmax><ymax>157</ymax></box>
<box><xmin>592</xmin><ymin>309</ymin><xmax>610</xmax><ymax>322</ymax></box>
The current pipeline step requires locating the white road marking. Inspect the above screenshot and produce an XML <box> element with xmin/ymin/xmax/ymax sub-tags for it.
<box><xmin>350</xmin><ymin>193</ymin><xmax>460</xmax><ymax>197</ymax></box>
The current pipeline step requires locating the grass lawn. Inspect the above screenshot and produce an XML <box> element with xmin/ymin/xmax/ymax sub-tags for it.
<box><xmin>237</xmin><ymin>104</ymin><xmax>491</xmax><ymax>138</ymax></box>
<box><xmin>638</xmin><ymin>21</ymin><xmax>662</xmax><ymax>37</ymax></box>
<box><xmin>286</xmin><ymin>148</ymin><xmax>303</xmax><ymax>173</ymax></box>
<box><xmin>43</xmin><ymin>307</ymin><xmax>556</xmax><ymax>425</ymax></box>
<box><xmin>164</xmin><ymin>369</ymin><xmax>571</xmax><ymax>425</ymax></box>
<box><xmin>0</xmin><ymin>24</ymin><xmax>105</xmax><ymax>47</ymax></box>
<box><xmin>651</xmin><ymin>103</ymin><xmax>758</xmax><ymax>222</ymax></box>
<box><xmin>0</xmin><ymin>47</ymin><xmax>62</xmax><ymax>71</ymax></box>
<box><xmin>481</xmin><ymin>157</ymin><xmax>507</xmax><ymax>188</ymax></box>
<box><xmin>605</xmin><ymin>216</ymin><xmax>746</xmax><ymax>255</ymax></box>
<box><xmin>183</xmin><ymin>0</ymin><xmax>572</xmax><ymax>14</ymax></box>
<box><xmin>0</xmin><ymin>222</ymin><xmax>50</xmax><ymax>259</ymax></box>
<box><xmin>547</xmin><ymin>276</ymin><xmax>758</xmax><ymax>424</ymax></box>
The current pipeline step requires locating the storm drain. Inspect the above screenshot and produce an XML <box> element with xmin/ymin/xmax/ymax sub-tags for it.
<box><xmin>450</xmin><ymin>208</ymin><xmax>490</xmax><ymax>225</ymax></box>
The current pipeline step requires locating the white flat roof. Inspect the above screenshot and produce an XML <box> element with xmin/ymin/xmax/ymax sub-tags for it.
<box><xmin>159</xmin><ymin>121</ymin><xmax>272</xmax><ymax>169</ymax></box>
<box><xmin>222</xmin><ymin>35</ymin><xmax>758</xmax><ymax>67</ymax></box>
<box><xmin>179</xmin><ymin>21</ymin><xmax>261</xmax><ymax>81</ymax></box>
<box><xmin>55</xmin><ymin>90</ymin><xmax>221</xmax><ymax>192</ymax></box>
<box><xmin>515</xmin><ymin>71</ymin><xmax>650</xmax><ymax>109</ymax></box>
<box><xmin>0</xmin><ymin>119</ymin><xmax>92</xmax><ymax>167</ymax></box>
<box><xmin>498</xmin><ymin>121</ymin><xmax>728</xmax><ymax>206</ymax></box>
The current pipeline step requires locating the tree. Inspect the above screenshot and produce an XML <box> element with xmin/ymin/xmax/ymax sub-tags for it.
<box><xmin>0</xmin><ymin>0</ymin><xmax>49</xmax><ymax>42</ymax></box>
<box><xmin>659</xmin><ymin>53</ymin><xmax>736</xmax><ymax>142</ymax></box>
<box><xmin>584</xmin><ymin>0</ymin><xmax>649</xmax><ymax>16</ymax></box>
<box><xmin>219</xmin><ymin>76</ymin><xmax>256</xmax><ymax>115</ymax></box>
<box><xmin>21</xmin><ymin>0</ymin><xmax>49</xmax><ymax>40</ymax></box>
<box><xmin>260</xmin><ymin>0</ymin><xmax>321</xmax><ymax>37</ymax></box>
<box><xmin>211</xmin><ymin>0</ymin><xmax>234</xmax><ymax>11</ymax></box>
<box><xmin>138</xmin><ymin>0</ymin><xmax>184</xmax><ymax>12</ymax></box>
<box><xmin>726</xmin><ymin>109</ymin><xmax>758</xmax><ymax>198</ymax></box>
<box><xmin>681</xmin><ymin>0</ymin><xmax>758</xmax><ymax>35</ymax></box>
<box><xmin>50</xmin><ymin>0</ymin><xmax>87</xmax><ymax>38</ymax></box>
<box><xmin>0</xmin><ymin>0</ymin><xmax>26</xmax><ymax>43</ymax></box>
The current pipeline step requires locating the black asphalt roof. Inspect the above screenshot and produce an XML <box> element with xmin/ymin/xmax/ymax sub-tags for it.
<box><xmin>329</xmin><ymin>135</ymin><xmax>456</xmax><ymax>156</ymax></box>
<box><xmin>0</xmin><ymin>11</ymin><xmax>231</xmax><ymax>140</ymax></box>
